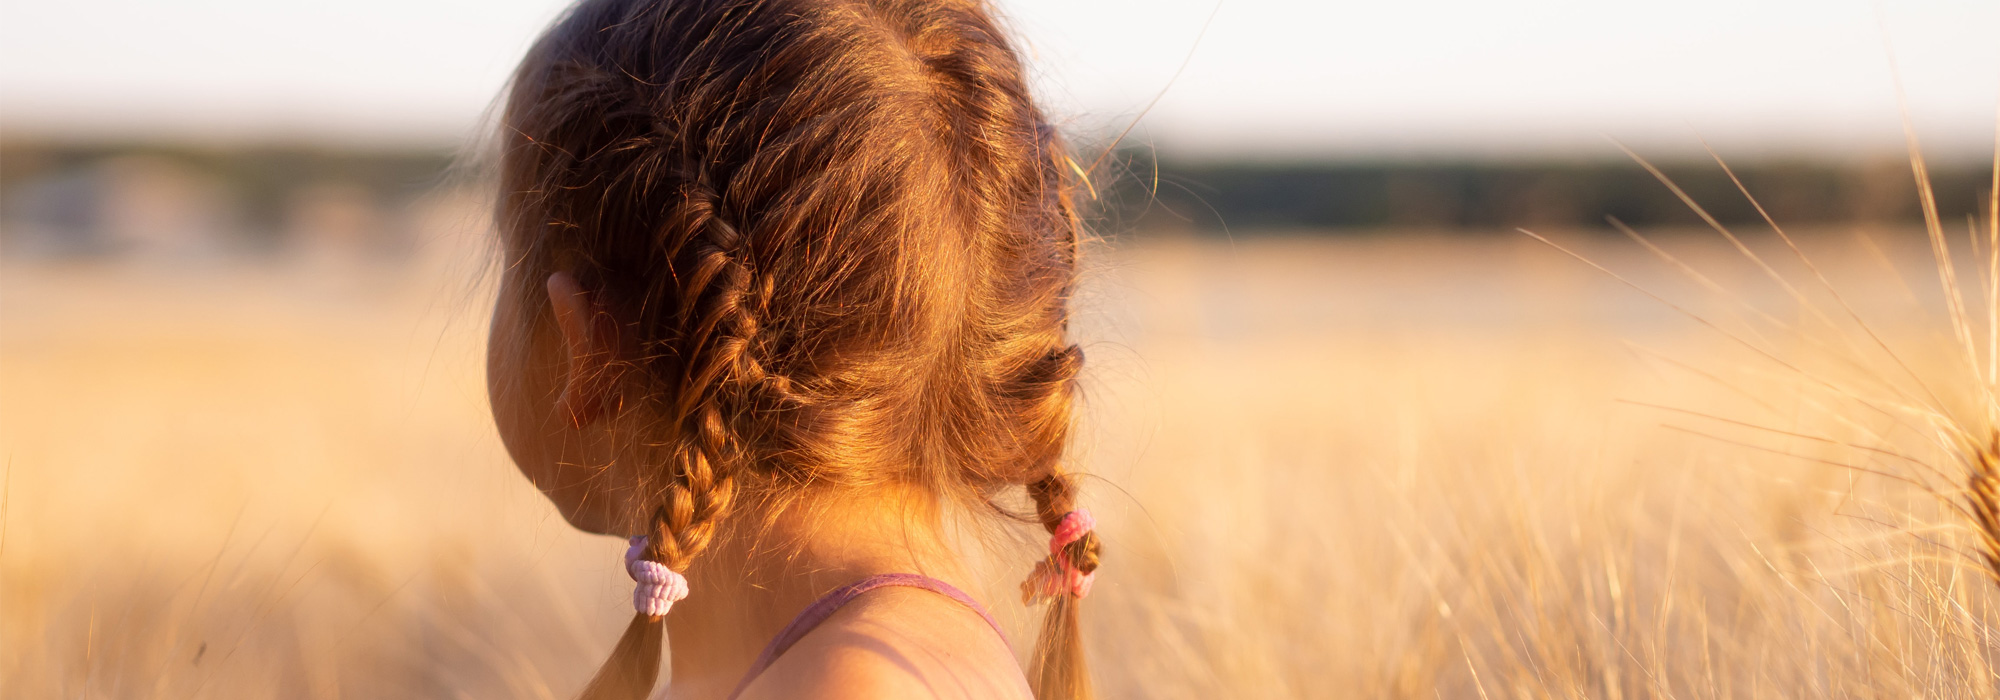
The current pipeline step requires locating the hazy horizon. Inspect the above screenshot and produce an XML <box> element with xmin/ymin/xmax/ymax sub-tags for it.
<box><xmin>2</xmin><ymin>0</ymin><xmax>1996</xmax><ymax>160</ymax></box>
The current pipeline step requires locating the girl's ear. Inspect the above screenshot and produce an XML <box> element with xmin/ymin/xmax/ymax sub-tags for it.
<box><xmin>547</xmin><ymin>271</ymin><xmax>626</xmax><ymax>429</ymax></box>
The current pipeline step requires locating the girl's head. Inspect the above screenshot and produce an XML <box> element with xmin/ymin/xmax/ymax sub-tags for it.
<box><xmin>483</xmin><ymin>0</ymin><xmax>1099</xmax><ymax>696</ymax></box>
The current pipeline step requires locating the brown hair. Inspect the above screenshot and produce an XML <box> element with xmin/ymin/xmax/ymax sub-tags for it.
<box><xmin>494</xmin><ymin>0</ymin><xmax>1100</xmax><ymax>697</ymax></box>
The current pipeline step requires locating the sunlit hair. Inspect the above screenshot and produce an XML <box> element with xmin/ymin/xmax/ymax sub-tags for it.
<box><xmin>494</xmin><ymin>0</ymin><xmax>1100</xmax><ymax>697</ymax></box>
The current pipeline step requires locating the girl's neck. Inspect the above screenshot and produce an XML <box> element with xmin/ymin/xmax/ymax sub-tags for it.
<box><xmin>660</xmin><ymin>484</ymin><xmax>965</xmax><ymax>699</ymax></box>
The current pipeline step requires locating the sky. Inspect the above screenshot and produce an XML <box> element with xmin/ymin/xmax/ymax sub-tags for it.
<box><xmin>1</xmin><ymin>0</ymin><xmax>1995</xmax><ymax>160</ymax></box>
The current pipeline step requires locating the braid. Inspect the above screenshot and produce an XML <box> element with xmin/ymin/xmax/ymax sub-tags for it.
<box><xmin>1028</xmin><ymin>471</ymin><xmax>1100</xmax><ymax>574</ymax></box>
<box><xmin>1023</xmin><ymin>344</ymin><xmax>1099</xmax><ymax>700</ymax></box>
<box><xmin>575</xmin><ymin>171</ymin><xmax>758</xmax><ymax>700</ymax></box>
<box><xmin>650</xmin><ymin>172</ymin><xmax>755</xmax><ymax>571</ymax></box>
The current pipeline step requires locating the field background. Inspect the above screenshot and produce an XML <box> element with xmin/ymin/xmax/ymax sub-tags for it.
<box><xmin>4</xmin><ymin>0</ymin><xmax>1996</xmax><ymax>694</ymax></box>
<box><xmin>6</xmin><ymin>209</ymin><xmax>1990</xmax><ymax>697</ymax></box>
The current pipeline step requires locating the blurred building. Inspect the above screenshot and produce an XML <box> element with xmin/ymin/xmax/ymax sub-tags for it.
<box><xmin>0</xmin><ymin>142</ymin><xmax>462</xmax><ymax>263</ymax></box>
<box><xmin>4</xmin><ymin>155</ymin><xmax>242</xmax><ymax>258</ymax></box>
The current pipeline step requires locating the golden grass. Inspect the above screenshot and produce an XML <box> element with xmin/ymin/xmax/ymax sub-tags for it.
<box><xmin>4</xmin><ymin>220</ymin><xmax>1999</xmax><ymax>698</ymax></box>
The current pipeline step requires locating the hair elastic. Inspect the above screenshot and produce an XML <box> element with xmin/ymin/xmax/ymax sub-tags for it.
<box><xmin>1020</xmin><ymin>509</ymin><xmax>1096</xmax><ymax>604</ymax></box>
<box><xmin>626</xmin><ymin>536</ymin><xmax>689</xmax><ymax>617</ymax></box>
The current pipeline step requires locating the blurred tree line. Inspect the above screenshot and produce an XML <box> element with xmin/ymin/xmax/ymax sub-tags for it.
<box><xmin>3</xmin><ymin>140</ymin><xmax>1994</xmax><ymax>260</ymax></box>
<box><xmin>1106</xmin><ymin>151</ymin><xmax>1995</xmax><ymax>235</ymax></box>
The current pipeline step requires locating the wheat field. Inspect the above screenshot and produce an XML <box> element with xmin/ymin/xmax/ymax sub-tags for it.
<box><xmin>4</xmin><ymin>211</ymin><xmax>1997</xmax><ymax>696</ymax></box>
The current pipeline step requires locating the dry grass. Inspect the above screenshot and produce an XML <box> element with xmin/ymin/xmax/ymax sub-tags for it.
<box><xmin>5</xmin><ymin>212</ymin><xmax>2000</xmax><ymax>697</ymax></box>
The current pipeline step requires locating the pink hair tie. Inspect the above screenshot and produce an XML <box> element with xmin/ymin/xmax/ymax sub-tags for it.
<box><xmin>1021</xmin><ymin>509</ymin><xmax>1097</xmax><ymax>604</ymax></box>
<box><xmin>626</xmin><ymin>536</ymin><xmax>689</xmax><ymax>618</ymax></box>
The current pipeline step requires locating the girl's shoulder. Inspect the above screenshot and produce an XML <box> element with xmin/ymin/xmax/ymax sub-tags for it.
<box><xmin>735</xmin><ymin>585</ymin><xmax>1033</xmax><ymax>700</ymax></box>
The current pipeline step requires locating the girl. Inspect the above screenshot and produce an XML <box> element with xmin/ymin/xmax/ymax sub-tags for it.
<box><xmin>483</xmin><ymin>1</ymin><xmax>1103</xmax><ymax>698</ymax></box>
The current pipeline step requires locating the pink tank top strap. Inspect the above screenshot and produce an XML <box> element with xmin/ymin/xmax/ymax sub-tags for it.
<box><xmin>726</xmin><ymin>573</ymin><xmax>1009</xmax><ymax>699</ymax></box>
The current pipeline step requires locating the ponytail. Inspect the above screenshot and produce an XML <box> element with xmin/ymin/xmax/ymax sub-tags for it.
<box><xmin>1031</xmin><ymin>595</ymin><xmax>1091</xmax><ymax>700</ymax></box>
<box><xmin>576</xmin><ymin>614</ymin><xmax>665</xmax><ymax>700</ymax></box>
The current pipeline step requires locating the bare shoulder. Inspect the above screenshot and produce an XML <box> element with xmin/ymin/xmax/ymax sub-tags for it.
<box><xmin>734</xmin><ymin>585</ymin><xmax>1032</xmax><ymax>700</ymax></box>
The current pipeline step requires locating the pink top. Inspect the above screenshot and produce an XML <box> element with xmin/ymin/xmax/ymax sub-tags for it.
<box><xmin>725</xmin><ymin>573</ymin><xmax>1010</xmax><ymax>699</ymax></box>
